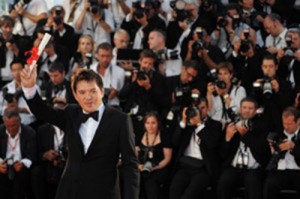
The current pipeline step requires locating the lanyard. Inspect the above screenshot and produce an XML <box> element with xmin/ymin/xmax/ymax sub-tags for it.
<box><xmin>7</xmin><ymin>134</ymin><xmax>20</xmax><ymax>153</ymax></box>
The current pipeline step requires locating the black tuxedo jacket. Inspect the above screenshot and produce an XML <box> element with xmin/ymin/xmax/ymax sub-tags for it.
<box><xmin>172</xmin><ymin>118</ymin><xmax>222</xmax><ymax>181</ymax></box>
<box><xmin>26</xmin><ymin>93</ymin><xmax>139</xmax><ymax>199</ymax></box>
<box><xmin>0</xmin><ymin>124</ymin><xmax>36</xmax><ymax>164</ymax></box>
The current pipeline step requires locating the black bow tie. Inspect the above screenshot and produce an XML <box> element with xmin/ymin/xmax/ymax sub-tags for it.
<box><xmin>80</xmin><ymin>111</ymin><xmax>99</xmax><ymax>123</ymax></box>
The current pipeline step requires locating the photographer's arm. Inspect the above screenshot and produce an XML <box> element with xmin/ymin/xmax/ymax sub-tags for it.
<box><xmin>74</xmin><ymin>1</ymin><xmax>89</xmax><ymax>30</ymax></box>
<box><xmin>15</xmin><ymin>5</ymin><xmax>47</xmax><ymax>23</ymax></box>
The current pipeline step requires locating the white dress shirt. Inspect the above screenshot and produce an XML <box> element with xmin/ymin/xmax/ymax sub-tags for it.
<box><xmin>265</xmin><ymin>28</ymin><xmax>288</xmax><ymax>49</ymax></box>
<box><xmin>231</xmin><ymin>141</ymin><xmax>260</xmax><ymax>169</ymax></box>
<box><xmin>278</xmin><ymin>128</ymin><xmax>300</xmax><ymax>170</ymax></box>
<box><xmin>53</xmin><ymin>125</ymin><xmax>64</xmax><ymax>151</ymax></box>
<box><xmin>184</xmin><ymin>124</ymin><xmax>205</xmax><ymax>160</ymax></box>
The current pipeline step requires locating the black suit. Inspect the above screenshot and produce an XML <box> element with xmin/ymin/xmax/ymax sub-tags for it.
<box><xmin>170</xmin><ymin>118</ymin><xmax>222</xmax><ymax>199</ymax></box>
<box><xmin>0</xmin><ymin>124</ymin><xmax>36</xmax><ymax>199</ymax></box>
<box><xmin>217</xmin><ymin>115</ymin><xmax>271</xmax><ymax>199</ymax></box>
<box><xmin>25</xmin><ymin>93</ymin><xmax>139</xmax><ymax>199</ymax></box>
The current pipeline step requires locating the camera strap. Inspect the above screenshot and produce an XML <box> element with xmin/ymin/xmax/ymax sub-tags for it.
<box><xmin>220</xmin><ymin>84</ymin><xmax>233</xmax><ymax>120</ymax></box>
<box><xmin>67</xmin><ymin>0</ymin><xmax>82</xmax><ymax>23</ymax></box>
<box><xmin>145</xmin><ymin>132</ymin><xmax>159</xmax><ymax>159</ymax></box>
<box><xmin>7</xmin><ymin>134</ymin><xmax>20</xmax><ymax>155</ymax></box>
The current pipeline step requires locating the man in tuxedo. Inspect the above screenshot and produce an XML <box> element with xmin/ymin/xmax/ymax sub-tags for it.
<box><xmin>20</xmin><ymin>66</ymin><xmax>139</xmax><ymax>199</ymax></box>
<box><xmin>0</xmin><ymin>108</ymin><xmax>37</xmax><ymax>199</ymax></box>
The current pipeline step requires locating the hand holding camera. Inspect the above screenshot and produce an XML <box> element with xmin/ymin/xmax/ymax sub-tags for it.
<box><xmin>43</xmin><ymin>149</ymin><xmax>59</xmax><ymax>162</ymax></box>
<box><xmin>0</xmin><ymin>161</ymin><xmax>8</xmax><ymax>174</ymax></box>
<box><xmin>13</xmin><ymin>161</ymin><xmax>25</xmax><ymax>172</ymax></box>
<box><xmin>278</xmin><ymin>139</ymin><xmax>295</xmax><ymax>152</ymax></box>
<box><xmin>225</xmin><ymin>122</ymin><xmax>237</xmax><ymax>141</ymax></box>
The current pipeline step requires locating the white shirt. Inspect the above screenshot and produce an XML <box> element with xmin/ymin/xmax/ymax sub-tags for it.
<box><xmin>13</xmin><ymin>0</ymin><xmax>48</xmax><ymax>36</ymax></box>
<box><xmin>79</xmin><ymin>103</ymin><xmax>105</xmax><ymax>154</ymax></box>
<box><xmin>1</xmin><ymin>80</ymin><xmax>37</xmax><ymax>125</ymax></box>
<box><xmin>278</xmin><ymin>128</ymin><xmax>300</xmax><ymax>170</ymax></box>
<box><xmin>53</xmin><ymin>125</ymin><xmax>64</xmax><ymax>151</ymax></box>
<box><xmin>90</xmin><ymin>62</ymin><xmax>125</xmax><ymax>106</ymax></box>
<box><xmin>231</xmin><ymin>141</ymin><xmax>260</xmax><ymax>169</ymax></box>
<box><xmin>133</xmin><ymin>27</ymin><xmax>144</xmax><ymax>49</ymax></box>
<box><xmin>0</xmin><ymin>50</ymin><xmax>14</xmax><ymax>82</ymax></box>
<box><xmin>79</xmin><ymin>10</ymin><xmax>115</xmax><ymax>48</ymax></box>
<box><xmin>110</xmin><ymin>0</ymin><xmax>132</xmax><ymax>29</ymax></box>
<box><xmin>163</xmin><ymin>58</ymin><xmax>182</xmax><ymax>77</ymax></box>
<box><xmin>0</xmin><ymin>129</ymin><xmax>32</xmax><ymax>168</ymax></box>
<box><xmin>62</xmin><ymin>0</ymin><xmax>85</xmax><ymax>28</ymax></box>
<box><xmin>184</xmin><ymin>124</ymin><xmax>205</xmax><ymax>160</ymax></box>
<box><xmin>265</xmin><ymin>28</ymin><xmax>288</xmax><ymax>49</ymax></box>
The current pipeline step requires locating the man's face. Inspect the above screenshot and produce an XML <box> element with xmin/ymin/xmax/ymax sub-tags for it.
<box><xmin>240</xmin><ymin>101</ymin><xmax>256</xmax><ymax>120</ymax></box>
<box><xmin>198</xmin><ymin>101</ymin><xmax>208</xmax><ymax>119</ymax></box>
<box><xmin>73</xmin><ymin>80</ymin><xmax>104</xmax><ymax>113</ymax></box>
<box><xmin>11</xmin><ymin>63</ymin><xmax>23</xmax><ymax>82</ymax></box>
<box><xmin>139</xmin><ymin>57</ymin><xmax>155</xmax><ymax>72</ymax></box>
<box><xmin>1</xmin><ymin>24</ymin><xmax>13</xmax><ymax>36</ymax></box>
<box><xmin>114</xmin><ymin>32</ymin><xmax>129</xmax><ymax>49</ymax></box>
<box><xmin>4</xmin><ymin>116</ymin><xmax>21</xmax><ymax>137</ymax></box>
<box><xmin>97</xmin><ymin>49</ymin><xmax>113</xmax><ymax>68</ymax></box>
<box><xmin>264</xmin><ymin>17</ymin><xmax>277</xmax><ymax>36</ymax></box>
<box><xmin>282</xmin><ymin>115</ymin><xmax>299</xmax><ymax>134</ymax></box>
<box><xmin>218</xmin><ymin>68</ymin><xmax>232</xmax><ymax>84</ymax></box>
<box><xmin>288</xmin><ymin>32</ymin><xmax>300</xmax><ymax>49</ymax></box>
<box><xmin>261</xmin><ymin>59</ymin><xmax>277</xmax><ymax>78</ymax></box>
<box><xmin>49</xmin><ymin>70</ymin><xmax>65</xmax><ymax>85</ymax></box>
<box><xmin>148</xmin><ymin>32</ymin><xmax>162</xmax><ymax>51</ymax></box>
<box><xmin>242</xmin><ymin>0</ymin><xmax>254</xmax><ymax>10</ymax></box>
<box><xmin>181</xmin><ymin>66</ymin><xmax>198</xmax><ymax>84</ymax></box>
<box><xmin>185</xmin><ymin>3</ymin><xmax>199</xmax><ymax>21</ymax></box>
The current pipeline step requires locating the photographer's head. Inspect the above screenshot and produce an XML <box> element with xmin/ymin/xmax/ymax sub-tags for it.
<box><xmin>49</xmin><ymin>61</ymin><xmax>66</xmax><ymax>86</ymax></box>
<box><xmin>148</xmin><ymin>29</ymin><xmax>166</xmax><ymax>52</ymax></box>
<box><xmin>0</xmin><ymin>15</ymin><xmax>14</xmax><ymax>37</ymax></box>
<box><xmin>217</xmin><ymin>62</ymin><xmax>234</xmax><ymax>86</ymax></box>
<box><xmin>50</xmin><ymin>6</ymin><xmax>65</xmax><ymax>30</ymax></box>
<box><xmin>282</xmin><ymin>107</ymin><xmax>300</xmax><ymax>135</ymax></box>
<box><xmin>197</xmin><ymin>97</ymin><xmax>209</xmax><ymax>120</ymax></box>
<box><xmin>144</xmin><ymin>112</ymin><xmax>161</xmax><ymax>134</ymax></box>
<box><xmin>72</xmin><ymin>69</ymin><xmax>104</xmax><ymax>113</ymax></box>
<box><xmin>10</xmin><ymin>59</ymin><xmax>24</xmax><ymax>83</ymax></box>
<box><xmin>139</xmin><ymin>49</ymin><xmax>156</xmax><ymax>72</ymax></box>
<box><xmin>239</xmin><ymin>0</ymin><xmax>254</xmax><ymax>11</ymax></box>
<box><xmin>3</xmin><ymin>108</ymin><xmax>21</xmax><ymax>138</ymax></box>
<box><xmin>96</xmin><ymin>42</ymin><xmax>113</xmax><ymax>69</ymax></box>
<box><xmin>286</xmin><ymin>27</ymin><xmax>300</xmax><ymax>49</ymax></box>
<box><xmin>239</xmin><ymin>97</ymin><xmax>257</xmax><ymax>120</ymax></box>
<box><xmin>261</xmin><ymin>54</ymin><xmax>278</xmax><ymax>78</ymax></box>
<box><xmin>183</xmin><ymin>0</ymin><xmax>199</xmax><ymax>22</ymax></box>
<box><xmin>180</xmin><ymin>60</ymin><xmax>199</xmax><ymax>84</ymax></box>
<box><xmin>263</xmin><ymin>13</ymin><xmax>284</xmax><ymax>37</ymax></box>
<box><xmin>145</xmin><ymin>0</ymin><xmax>161</xmax><ymax>19</ymax></box>
<box><xmin>113</xmin><ymin>29</ymin><xmax>130</xmax><ymax>50</ymax></box>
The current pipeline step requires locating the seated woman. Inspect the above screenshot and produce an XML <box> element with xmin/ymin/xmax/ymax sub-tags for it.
<box><xmin>136</xmin><ymin>112</ymin><xmax>173</xmax><ymax>199</ymax></box>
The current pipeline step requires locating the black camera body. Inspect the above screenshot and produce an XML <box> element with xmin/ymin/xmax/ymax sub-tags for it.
<box><xmin>137</xmin><ymin>68</ymin><xmax>149</xmax><ymax>80</ymax></box>
<box><xmin>253</xmin><ymin>75</ymin><xmax>273</xmax><ymax>97</ymax></box>
<box><xmin>283</xmin><ymin>35</ymin><xmax>297</xmax><ymax>61</ymax></box>
<box><xmin>240</xmin><ymin>29</ymin><xmax>251</xmax><ymax>53</ymax></box>
<box><xmin>2</xmin><ymin>87</ymin><xmax>23</xmax><ymax>103</ymax></box>
<box><xmin>217</xmin><ymin>16</ymin><xmax>228</xmax><ymax>27</ymax></box>
<box><xmin>227</xmin><ymin>106</ymin><xmax>254</xmax><ymax>130</ymax></box>
<box><xmin>266</xmin><ymin>132</ymin><xmax>285</xmax><ymax>170</ymax></box>
<box><xmin>170</xmin><ymin>0</ymin><xmax>191</xmax><ymax>22</ymax></box>
<box><xmin>186</xmin><ymin>105</ymin><xmax>198</xmax><ymax>123</ymax></box>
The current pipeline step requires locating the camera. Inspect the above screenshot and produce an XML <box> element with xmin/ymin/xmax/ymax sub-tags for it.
<box><xmin>207</xmin><ymin>69</ymin><xmax>226</xmax><ymax>96</ymax></box>
<box><xmin>252</xmin><ymin>75</ymin><xmax>273</xmax><ymax>98</ymax></box>
<box><xmin>202</xmin><ymin>0</ymin><xmax>213</xmax><ymax>9</ymax></box>
<box><xmin>283</xmin><ymin>34</ymin><xmax>297</xmax><ymax>62</ymax></box>
<box><xmin>227</xmin><ymin>106</ymin><xmax>254</xmax><ymax>130</ymax></box>
<box><xmin>53</xmin><ymin>7</ymin><xmax>63</xmax><ymax>25</ymax></box>
<box><xmin>266</xmin><ymin>132</ymin><xmax>285</xmax><ymax>170</ymax></box>
<box><xmin>2</xmin><ymin>87</ymin><xmax>23</xmax><ymax>103</ymax></box>
<box><xmin>89</xmin><ymin>0</ymin><xmax>101</xmax><ymax>14</ymax></box>
<box><xmin>5</xmin><ymin>155</ymin><xmax>16</xmax><ymax>180</ymax></box>
<box><xmin>74</xmin><ymin>52</ymin><xmax>93</xmax><ymax>68</ymax></box>
<box><xmin>240</xmin><ymin>29</ymin><xmax>250</xmax><ymax>53</ymax></box>
<box><xmin>142</xmin><ymin>161</ymin><xmax>154</xmax><ymax>174</ymax></box>
<box><xmin>137</xmin><ymin>68</ymin><xmax>149</xmax><ymax>80</ymax></box>
<box><xmin>232</xmin><ymin>14</ymin><xmax>241</xmax><ymax>29</ymax></box>
<box><xmin>170</xmin><ymin>0</ymin><xmax>191</xmax><ymax>22</ymax></box>
<box><xmin>192</xmin><ymin>27</ymin><xmax>205</xmax><ymax>52</ymax></box>
<box><xmin>132</xmin><ymin>0</ymin><xmax>146</xmax><ymax>19</ymax></box>
<box><xmin>186</xmin><ymin>105</ymin><xmax>198</xmax><ymax>124</ymax></box>
<box><xmin>217</xmin><ymin>16</ymin><xmax>228</xmax><ymax>27</ymax></box>
<box><xmin>156</xmin><ymin>49</ymin><xmax>179</xmax><ymax>61</ymax></box>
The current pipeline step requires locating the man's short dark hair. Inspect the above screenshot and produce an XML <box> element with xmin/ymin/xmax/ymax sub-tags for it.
<box><xmin>282</xmin><ymin>107</ymin><xmax>300</xmax><ymax>122</ymax></box>
<box><xmin>217</xmin><ymin>61</ymin><xmax>234</xmax><ymax>74</ymax></box>
<box><xmin>266</xmin><ymin>13</ymin><xmax>282</xmax><ymax>24</ymax></box>
<box><xmin>10</xmin><ymin>59</ymin><xmax>25</xmax><ymax>69</ymax></box>
<box><xmin>182</xmin><ymin>60</ymin><xmax>200</xmax><ymax>72</ymax></box>
<box><xmin>262</xmin><ymin>54</ymin><xmax>278</xmax><ymax>65</ymax></box>
<box><xmin>3</xmin><ymin>107</ymin><xmax>20</xmax><ymax>120</ymax></box>
<box><xmin>240</xmin><ymin>97</ymin><xmax>258</xmax><ymax>109</ymax></box>
<box><xmin>96</xmin><ymin>42</ymin><xmax>113</xmax><ymax>53</ymax></box>
<box><xmin>72</xmin><ymin>69</ymin><xmax>103</xmax><ymax>92</ymax></box>
<box><xmin>0</xmin><ymin>15</ymin><xmax>15</xmax><ymax>27</ymax></box>
<box><xmin>49</xmin><ymin>61</ymin><xmax>65</xmax><ymax>73</ymax></box>
<box><xmin>139</xmin><ymin>49</ymin><xmax>157</xmax><ymax>61</ymax></box>
<box><xmin>151</xmin><ymin>29</ymin><xmax>166</xmax><ymax>42</ymax></box>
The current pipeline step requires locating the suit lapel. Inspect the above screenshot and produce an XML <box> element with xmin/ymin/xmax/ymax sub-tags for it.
<box><xmin>74</xmin><ymin>110</ymin><xmax>85</xmax><ymax>156</ymax></box>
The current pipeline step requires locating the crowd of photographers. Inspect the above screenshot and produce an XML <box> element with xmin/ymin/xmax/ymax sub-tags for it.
<box><xmin>0</xmin><ymin>0</ymin><xmax>300</xmax><ymax>199</ymax></box>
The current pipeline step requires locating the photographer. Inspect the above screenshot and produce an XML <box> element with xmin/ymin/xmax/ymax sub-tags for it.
<box><xmin>74</xmin><ymin>0</ymin><xmax>115</xmax><ymax>47</ymax></box>
<box><xmin>210</xmin><ymin>3</ymin><xmax>250</xmax><ymax>58</ymax></box>
<box><xmin>165</xmin><ymin>60</ymin><xmax>206</xmax><ymax>133</ymax></box>
<box><xmin>251</xmin><ymin>54</ymin><xmax>293</xmax><ymax>131</ymax></box>
<box><xmin>148</xmin><ymin>29</ymin><xmax>182</xmax><ymax>77</ymax></box>
<box><xmin>0</xmin><ymin>108</ymin><xmax>36</xmax><ymax>199</ymax></box>
<box><xmin>135</xmin><ymin>112</ymin><xmax>172</xmax><ymax>199</ymax></box>
<box><xmin>119</xmin><ymin>49</ymin><xmax>167</xmax><ymax>140</ymax></box>
<box><xmin>206</xmin><ymin>62</ymin><xmax>246</xmax><ymax>125</ymax></box>
<box><xmin>169</xmin><ymin>98</ymin><xmax>222</xmax><ymax>199</ymax></box>
<box><xmin>112</xmin><ymin>29</ymin><xmax>130</xmax><ymax>67</ymax></box>
<box><xmin>0</xmin><ymin>15</ymin><xmax>26</xmax><ymax>87</ymax></box>
<box><xmin>1</xmin><ymin>59</ymin><xmax>38</xmax><ymax>127</ymax></box>
<box><xmin>9</xmin><ymin>0</ymin><xmax>48</xmax><ymax>37</ymax></box>
<box><xmin>228</xmin><ymin>28</ymin><xmax>265</xmax><ymax>94</ymax></box>
<box><xmin>31</xmin><ymin>101</ymin><xmax>67</xmax><ymax>199</ymax></box>
<box><xmin>264</xmin><ymin>107</ymin><xmax>300</xmax><ymax>199</ymax></box>
<box><xmin>217</xmin><ymin>97</ymin><xmax>271</xmax><ymax>199</ymax></box>
<box><xmin>166</xmin><ymin>0</ymin><xmax>211</xmax><ymax>60</ymax></box>
<box><xmin>277</xmin><ymin>27</ymin><xmax>300</xmax><ymax>94</ymax></box>
<box><xmin>185</xmin><ymin>26</ymin><xmax>225</xmax><ymax>81</ymax></box>
<box><xmin>90</xmin><ymin>43</ymin><xmax>125</xmax><ymax>108</ymax></box>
